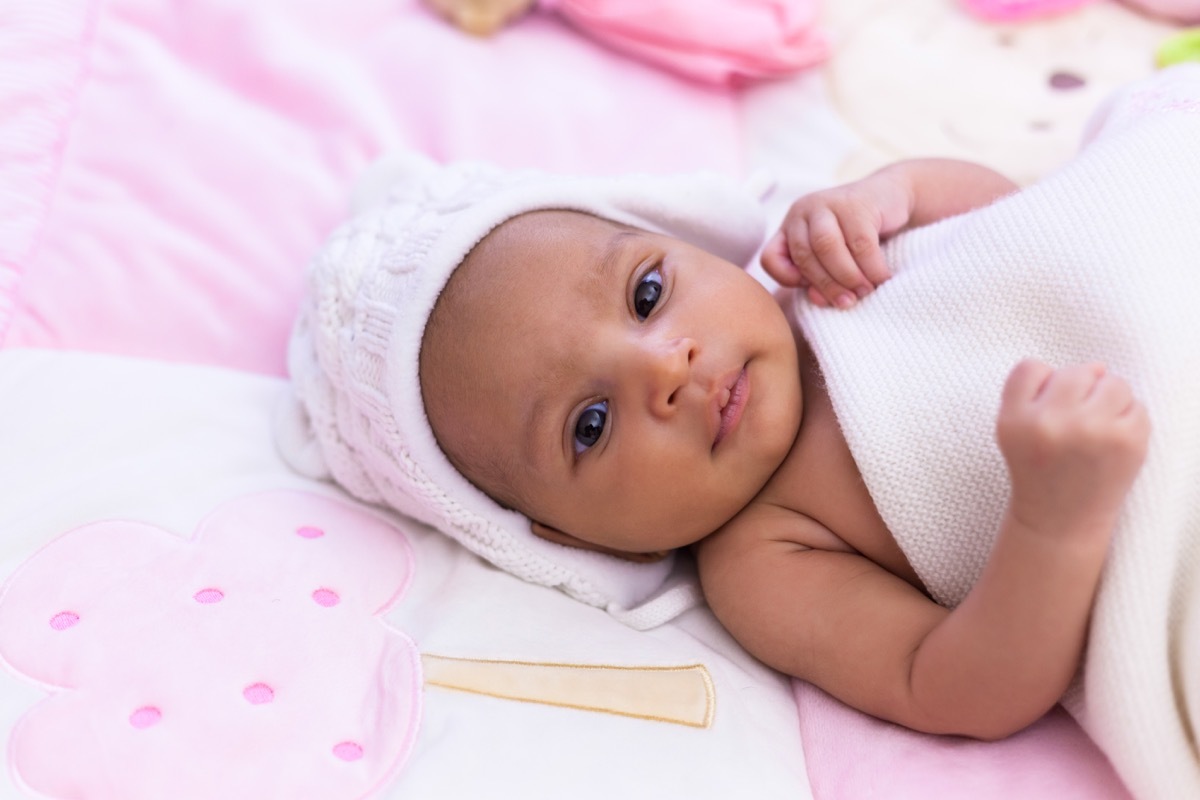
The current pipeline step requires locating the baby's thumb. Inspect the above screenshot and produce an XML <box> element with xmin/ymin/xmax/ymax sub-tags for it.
<box><xmin>760</xmin><ymin>231</ymin><xmax>804</xmax><ymax>287</ymax></box>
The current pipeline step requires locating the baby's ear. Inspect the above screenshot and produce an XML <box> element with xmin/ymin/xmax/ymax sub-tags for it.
<box><xmin>530</xmin><ymin>521</ymin><xmax>670</xmax><ymax>564</ymax></box>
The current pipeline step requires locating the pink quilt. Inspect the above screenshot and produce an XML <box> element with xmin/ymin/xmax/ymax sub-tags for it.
<box><xmin>1</xmin><ymin>0</ymin><xmax>742</xmax><ymax>373</ymax></box>
<box><xmin>0</xmin><ymin>0</ymin><xmax>1132</xmax><ymax>797</ymax></box>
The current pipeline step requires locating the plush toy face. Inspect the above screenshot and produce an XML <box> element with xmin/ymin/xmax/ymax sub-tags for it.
<box><xmin>825</xmin><ymin>0</ymin><xmax>1177</xmax><ymax>184</ymax></box>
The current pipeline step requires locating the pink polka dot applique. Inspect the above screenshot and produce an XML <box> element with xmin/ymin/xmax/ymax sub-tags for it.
<box><xmin>0</xmin><ymin>490</ymin><xmax>420</xmax><ymax>799</ymax></box>
<box><xmin>49</xmin><ymin>611</ymin><xmax>79</xmax><ymax>631</ymax></box>
<box><xmin>332</xmin><ymin>741</ymin><xmax>364</xmax><ymax>762</ymax></box>
<box><xmin>311</xmin><ymin>588</ymin><xmax>340</xmax><ymax>607</ymax></box>
<box><xmin>243</xmin><ymin>683</ymin><xmax>275</xmax><ymax>705</ymax></box>
<box><xmin>129</xmin><ymin>706</ymin><xmax>162</xmax><ymax>729</ymax></box>
<box><xmin>193</xmin><ymin>588</ymin><xmax>224</xmax><ymax>604</ymax></box>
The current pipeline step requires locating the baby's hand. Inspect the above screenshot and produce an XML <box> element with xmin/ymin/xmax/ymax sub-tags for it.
<box><xmin>996</xmin><ymin>360</ymin><xmax>1150</xmax><ymax>542</ymax></box>
<box><xmin>761</xmin><ymin>170</ymin><xmax>912</xmax><ymax>309</ymax></box>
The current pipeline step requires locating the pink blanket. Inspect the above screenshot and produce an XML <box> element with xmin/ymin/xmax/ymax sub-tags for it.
<box><xmin>1</xmin><ymin>0</ymin><xmax>742</xmax><ymax>373</ymax></box>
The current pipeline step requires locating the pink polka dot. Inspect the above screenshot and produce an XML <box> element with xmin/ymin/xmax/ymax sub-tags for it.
<box><xmin>129</xmin><ymin>706</ymin><xmax>162</xmax><ymax>729</ymax></box>
<box><xmin>332</xmin><ymin>741</ymin><xmax>363</xmax><ymax>762</ymax></box>
<box><xmin>311</xmin><ymin>588</ymin><xmax>340</xmax><ymax>607</ymax></box>
<box><xmin>49</xmin><ymin>611</ymin><xmax>79</xmax><ymax>631</ymax></box>
<box><xmin>243</xmin><ymin>683</ymin><xmax>275</xmax><ymax>705</ymax></box>
<box><xmin>193</xmin><ymin>588</ymin><xmax>224</xmax><ymax>604</ymax></box>
<box><xmin>296</xmin><ymin>525</ymin><xmax>324</xmax><ymax>539</ymax></box>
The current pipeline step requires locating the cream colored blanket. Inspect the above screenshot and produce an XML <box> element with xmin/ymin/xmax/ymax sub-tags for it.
<box><xmin>796</xmin><ymin>65</ymin><xmax>1200</xmax><ymax>800</ymax></box>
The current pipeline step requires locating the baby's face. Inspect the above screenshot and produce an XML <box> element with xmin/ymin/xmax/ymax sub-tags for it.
<box><xmin>421</xmin><ymin>211</ymin><xmax>802</xmax><ymax>556</ymax></box>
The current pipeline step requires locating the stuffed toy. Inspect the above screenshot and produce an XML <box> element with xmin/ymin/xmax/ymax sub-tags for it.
<box><xmin>421</xmin><ymin>0</ymin><xmax>829</xmax><ymax>86</ymax></box>
<box><xmin>423</xmin><ymin>0</ymin><xmax>536</xmax><ymax>35</ymax></box>
<box><xmin>963</xmin><ymin>0</ymin><xmax>1200</xmax><ymax>24</ymax></box>
<box><xmin>824</xmin><ymin>0</ymin><xmax>1179</xmax><ymax>185</ymax></box>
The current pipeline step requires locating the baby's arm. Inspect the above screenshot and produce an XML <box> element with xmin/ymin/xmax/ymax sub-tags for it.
<box><xmin>762</xmin><ymin>159</ymin><xmax>1017</xmax><ymax>309</ymax></box>
<box><xmin>698</xmin><ymin>361</ymin><xmax>1148</xmax><ymax>738</ymax></box>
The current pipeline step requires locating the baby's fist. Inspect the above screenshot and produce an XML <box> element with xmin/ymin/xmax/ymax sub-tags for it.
<box><xmin>996</xmin><ymin>360</ymin><xmax>1150</xmax><ymax>540</ymax></box>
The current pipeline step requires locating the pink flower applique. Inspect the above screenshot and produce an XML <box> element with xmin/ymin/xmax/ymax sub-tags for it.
<box><xmin>0</xmin><ymin>490</ymin><xmax>420</xmax><ymax>800</ymax></box>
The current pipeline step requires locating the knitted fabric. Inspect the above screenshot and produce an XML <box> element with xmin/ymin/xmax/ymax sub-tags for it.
<box><xmin>796</xmin><ymin>66</ymin><xmax>1200</xmax><ymax>800</ymax></box>
<box><xmin>277</xmin><ymin>151</ymin><xmax>766</xmax><ymax>628</ymax></box>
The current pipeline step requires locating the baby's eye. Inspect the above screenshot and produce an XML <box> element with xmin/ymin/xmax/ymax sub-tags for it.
<box><xmin>633</xmin><ymin>268</ymin><xmax>663</xmax><ymax>321</ymax></box>
<box><xmin>574</xmin><ymin>400</ymin><xmax>608</xmax><ymax>454</ymax></box>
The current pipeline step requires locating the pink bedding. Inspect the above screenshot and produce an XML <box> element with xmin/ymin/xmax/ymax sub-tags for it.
<box><xmin>1</xmin><ymin>0</ymin><xmax>742</xmax><ymax>373</ymax></box>
<box><xmin>0</xmin><ymin>1</ymin><xmax>1131</xmax><ymax>797</ymax></box>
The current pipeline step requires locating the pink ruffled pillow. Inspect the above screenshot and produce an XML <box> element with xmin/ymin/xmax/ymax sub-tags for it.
<box><xmin>963</xmin><ymin>0</ymin><xmax>1200</xmax><ymax>22</ymax></box>
<box><xmin>539</xmin><ymin>0</ymin><xmax>829</xmax><ymax>86</ymax></box>
<box><xmin>961</xmin><ymin>0</ymin><xmax>1099</xmax><ymax>21</ymax></box>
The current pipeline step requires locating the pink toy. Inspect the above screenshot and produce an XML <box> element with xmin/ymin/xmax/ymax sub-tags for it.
<box><xmin>962</xmin><ymin>0</ymin><xmax>1097</xmax><ymax>21</ymax></box>
<box><xmin>963</xmin><ymin>0</ymin><xmax>1200</xmax><ymax>23</ymax></box>
<box><xmin>1123</xmin><ymin>0</ymin><xmax>1200</xmax><ymax>22</ymax></box>
<box><xmin>540</xmin><ymin>0</ymin><xmax>829</xmax><ymax>85</ymax></box>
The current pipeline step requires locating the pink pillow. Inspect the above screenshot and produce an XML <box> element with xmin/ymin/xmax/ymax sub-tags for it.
<box><xmin>1123</xmin><ymin>0</ymin><xmax>1200</xmax><ymax>22</ymax></box>
<box><xmin>961</xmin><ymin>0</ymin><xmax>1099</xmax><ymax>21</ymax></box>
<box><xmin>964</xmin><ymin>0</ymin><xmax>1200</xmax><ymax>21</ymax></box>
<box><xmin>540</xmin><ymin>0</ymin><xmax>828</xmax><ymax>86</ymax></box>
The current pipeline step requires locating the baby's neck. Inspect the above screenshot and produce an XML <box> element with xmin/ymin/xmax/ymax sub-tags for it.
<box><xmin>751</xmin><ymin>329</ymin><xmax>922</xmax><ymax>587</ymax></box>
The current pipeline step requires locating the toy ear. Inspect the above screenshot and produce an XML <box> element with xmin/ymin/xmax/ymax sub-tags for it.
<box><xmin>530</xmin><ymin>521</ymin><xmax>670</xmax><ymax>564</ymax></box>
<box><xmin>424</xmin><ymin>0</ymin><xmax>538</xmax><ymax>37</ymax></box>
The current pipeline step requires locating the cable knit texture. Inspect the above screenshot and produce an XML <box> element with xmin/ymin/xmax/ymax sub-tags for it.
<box><xmin>279</xmin><ymin>152</ymin><xmax>766</xmax><ymax>628</ymax></box>
<box><xmin>797</xmin><ymin>65</ymin><xmax>1200</xmax><ymax>800</ymax></box>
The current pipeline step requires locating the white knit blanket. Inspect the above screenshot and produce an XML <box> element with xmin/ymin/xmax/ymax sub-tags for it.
<box><xmin>796</xmin><ymin>65</ymin><xmax>1200</xmax><ymax>800</ymax></box>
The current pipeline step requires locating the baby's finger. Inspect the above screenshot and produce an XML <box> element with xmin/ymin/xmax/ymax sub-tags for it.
<box><xmin>793</xmin><ymin>210</ymin><xmax>868</xmax><ymax>309</ymax></box>
<box><xmin>1002</xmin><ymin>359</ymin><xmax>1054</xmax><ymax>407</ymax></box>
<box><xmin>806</xmin><ymin>286</ymin><xmax>831</xmax><ymax>308</ymax></box>
<box><xmin>760</xmin><ymin>231</ymin><xmax>805</xmax><ymax>287</ymax></box>
<box><xmin>839</xmin><ymin>213</ymin><xmax>891</xmax><ymax>287</ymax></box>
<box><xmin>1086</xmin><ymin>372</ymin><xmax>1136</xmax><ymax>416</ymax></box>
<box><xmin>1040</xmin><ymin>363</ymin><xmax>1107</xmax><ymax>405</ymax></box>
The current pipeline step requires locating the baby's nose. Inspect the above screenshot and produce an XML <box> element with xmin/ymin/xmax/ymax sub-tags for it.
<box><xmin>641</xmin><ymin>337</ymin><xmax>697</xmax><ymax>417</ymax></box>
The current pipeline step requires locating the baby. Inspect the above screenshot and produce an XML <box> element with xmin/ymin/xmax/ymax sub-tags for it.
<box><xmin>281</xmin><ymin>66</ymin><xmax>1200</xmax><ymax>798</ymax></box>
<box><xmin>415</xmin><ymin>157</ymin><xmax>1147</xmax><ymax>741</ymax></box>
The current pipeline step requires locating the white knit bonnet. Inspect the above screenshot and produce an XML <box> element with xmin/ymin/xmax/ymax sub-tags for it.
<box><xmin>277</xmin><ymin>151</ymin><xmax>767</xmax><ymax>629</ymax></box>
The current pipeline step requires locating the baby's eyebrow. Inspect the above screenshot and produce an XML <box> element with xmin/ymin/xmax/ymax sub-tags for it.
<box><xmin>521</xmin><ymin>356</ymin><xmax>574</xmax><ymax>474</ymax></box>
<box><xmin>586</xmin><ymin>229</ymin><xmax>640</xmax><ymax>297</ymax></box>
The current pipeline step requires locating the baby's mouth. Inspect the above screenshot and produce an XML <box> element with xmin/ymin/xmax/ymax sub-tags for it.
<box><xmin>713</xmin><ymin>366</ymin><xmax>749</xmax><ymax>450</ymax></box>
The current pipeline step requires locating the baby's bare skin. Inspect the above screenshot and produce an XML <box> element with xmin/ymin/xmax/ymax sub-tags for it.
<box><xmin>698</xmin><ymin>160</ymin><xmax>1148</xmax><ymax>739</ymax></box>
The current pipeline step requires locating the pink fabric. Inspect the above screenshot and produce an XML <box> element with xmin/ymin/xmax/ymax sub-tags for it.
<box><xmin>0</xmin><ymin>1</ymin><xmax>1132</xmax><ymax>796</ymax></box>
<box><xmin>540</xmin><ymin>0</ymin><xmax>828</xmax><ymax>86</ymax></box>
<box><xmin>964</xmin><ymin>0</ymin><xmax>1200</xmax><ymax>21</ymax></box>
<box><xmin>961</xmin><ymin>0</ymin><xmax>1099</xmax><ymax>21</ymax></box>
<box><xmin>795</xmin><ymin>681</ymin><xmax>1132</xmax><ymax>799</ymax></box>
<box><xmin>0</xmin><ymin>491</ymin><xmax>420</xmax><ymax>800</ymax></box>
<box><xmin>1124</xmin><ymin>0</ymin><xmax>1200</xmax><ymax>21</ymax></box>
<box><xmin>0</xmin><ymin>0</ymin><xmax>742</xmax><ymax>374</ymax></box>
